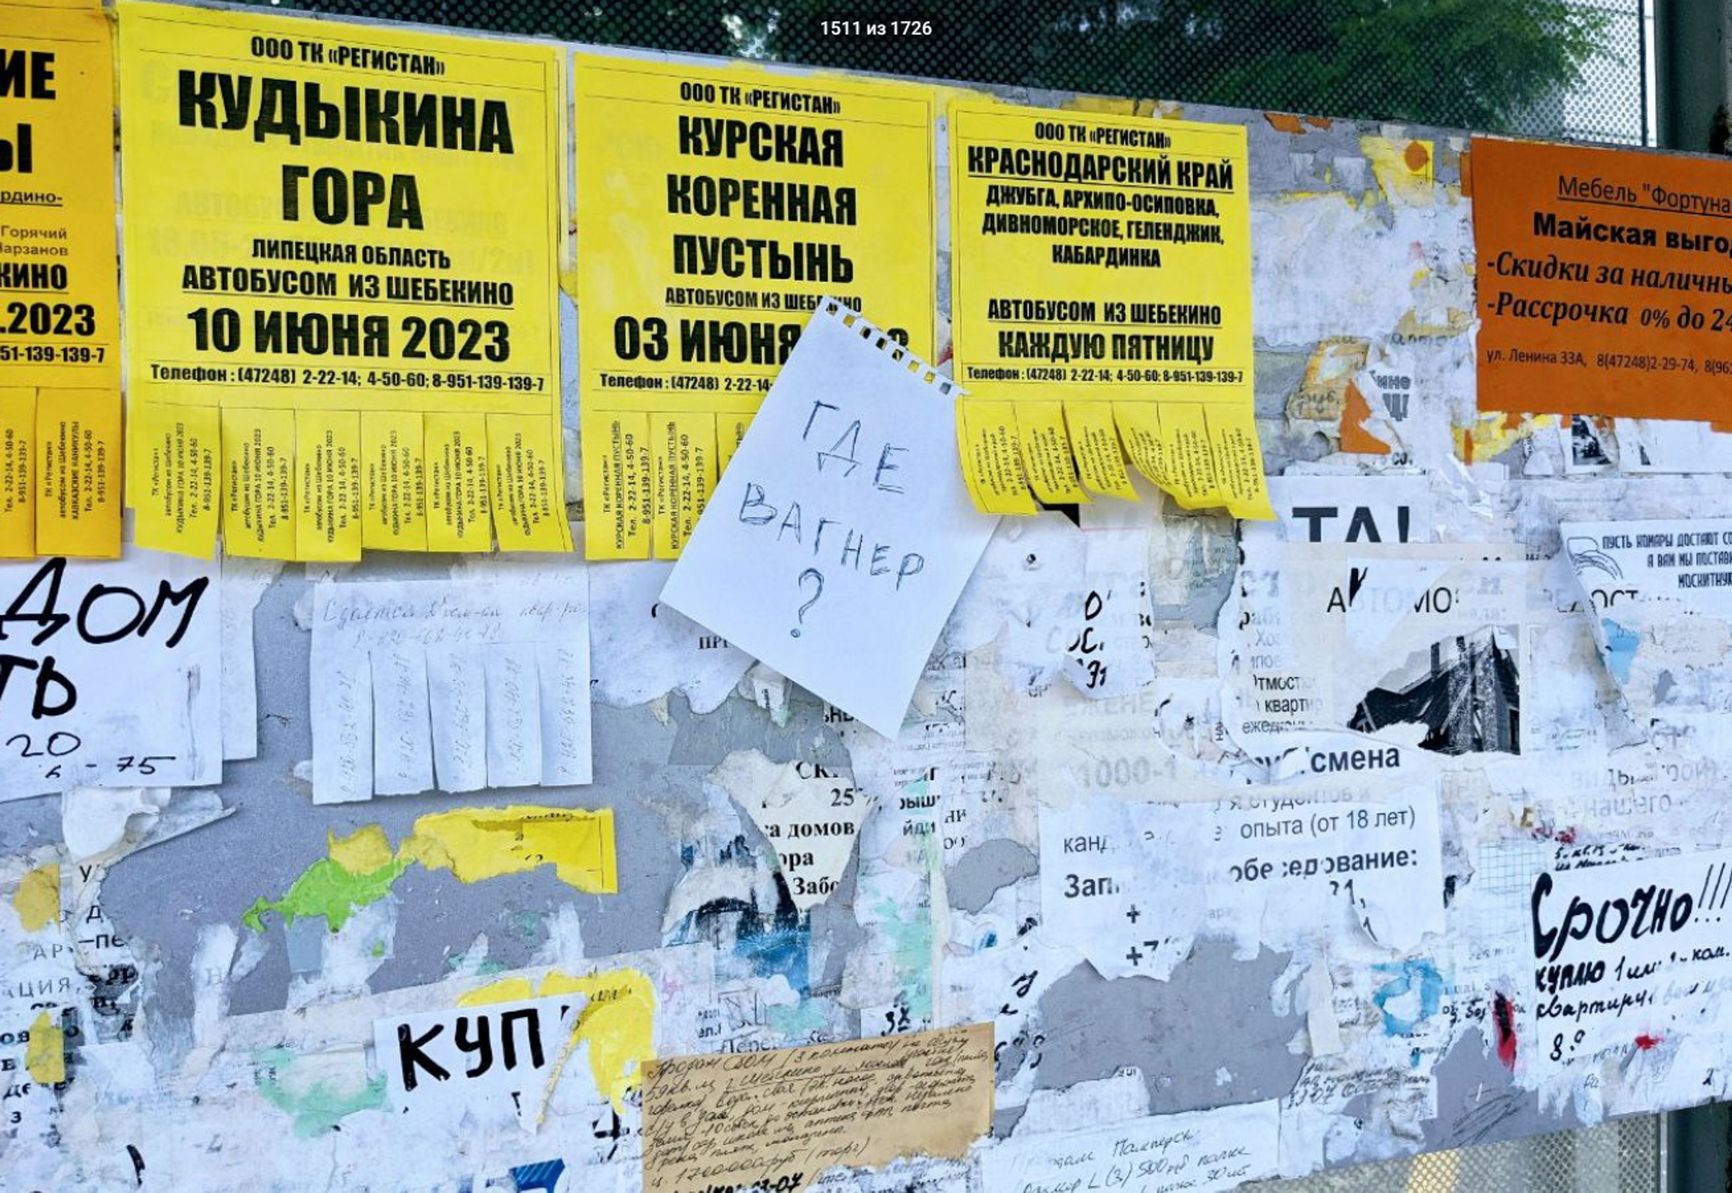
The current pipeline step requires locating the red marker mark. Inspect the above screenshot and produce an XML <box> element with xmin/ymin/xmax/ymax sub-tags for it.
<box><xmin>1635</xmin><ymin>1034</ymin><xmax>1662</xmax><ymax>1051</ymax></box>
<box><xmin>1493</xmin><ymin>993</ymin><xmax>1518</xmax><ymax>1069</ymax></box>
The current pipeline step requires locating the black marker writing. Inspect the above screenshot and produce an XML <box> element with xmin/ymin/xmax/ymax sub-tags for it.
<box><xmin>0</xmin><ymin>558</ymin><xmax>209</xmax><ymax>719</ymax></box>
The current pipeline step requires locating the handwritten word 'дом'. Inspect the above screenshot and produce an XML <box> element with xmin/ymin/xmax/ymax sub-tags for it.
<box><xmin>0</xmin><ymin>559</ymin><xmax>209</xmax><ymax>719</ymax></box>
<box><xmin>736</xmin><ymin>398</ymin><xmax>927</xmax><ymax>595</ymax></box>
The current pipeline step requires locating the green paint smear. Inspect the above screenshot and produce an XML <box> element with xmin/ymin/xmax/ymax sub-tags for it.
<box><xmin>767</xmin><ymin>998</ymin><xmax>833</xmax><ymax>1038</ymax></box>
<box><xmin>243</xmin><ymin>856</ymin><xmax>408</xmax><ymax>934</ymax></box>
<box><xmin>254</xmin><ymin>1047</ymin><xmax>386</xmax><ymax>1137</ymax></box>
<box><xmin>874</xmin><ymin>891</ymin><xmax>935</xmax><ymax>1023</ymax></box>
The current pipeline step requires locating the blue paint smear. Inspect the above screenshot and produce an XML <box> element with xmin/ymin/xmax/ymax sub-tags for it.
<box><xmin>1372</xmin><ymin>958</ymin><xmax>1443</xmax><ymax>1036</ymax></box>
<box><xmin>734</xmin><ymin>924</ymin><xmax>810</xmax><ymax>993</ymax></box>
<box><xmin>671</xmin><ymin>903</ymin><xmax>812</xmax><ymax>996</ymax></box>
<box><xmin>1601</xmin><ymin>618</ymin><xmax>1637</xmax><ymax>685</ymax></box>
<box><xmin>511</xmin><ymin>1159</ymin><xmax>565</xmax><ymax>1192</ymax></box>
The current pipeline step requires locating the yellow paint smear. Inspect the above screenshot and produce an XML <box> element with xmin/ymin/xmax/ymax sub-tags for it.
<box><xmin>25</xmin><ymin>1011</ymin><xmax>65</xmax><ymax>1085</ymax></box>
<box><xmin>329</xmin><ymin>825</ymin><xmax>395</xmax><ymax>873</ymax></box>
<box><xmin>1286</xmin><ymin>338</ymin><xmax>1369</xmax><ymax>423</ymax></box>
<box><xmin>13</xmin><ymin>863</ymin><xmax>59</xmax><ymax>931</ymax></box>
<box><xmin>460</xmin><ymin>966</ymin><xmax>655</xmax><ymax>1112</ymax></box>
<box><xmin>1362</xmin><ymin>135</ymin><xmax>1435</xmax><ymax>205</ymax></box>
<box><xmin>1060</xmin><ymin>95</ymin><xmax>1176</xmax><ymax>119</ymax></box>
<box><xmin>400</xmin><ymin>805</ymin><xmax>618</xmax><ymax>893</ymax></box>
<box><xmin>1461</xmin><ymin>411</ymin><xmax>1559</xmax><ymax>464</ymax></box>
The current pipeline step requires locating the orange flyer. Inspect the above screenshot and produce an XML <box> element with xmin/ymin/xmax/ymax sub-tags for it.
<box><xmin>1474</xmin><ymin>135</ymin><xmax>1732</xmax><ymax>421</ymax></box>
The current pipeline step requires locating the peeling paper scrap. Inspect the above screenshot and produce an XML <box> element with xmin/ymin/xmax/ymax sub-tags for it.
<box><xmin>589</xmin><ymin>559</ymin><xmax>753</xmax><ymax>712</ymax></box>
<box><xmin>218</xmin><ymin>556</ymin><xmax>278</xmax><ymax>761</ymax></box>
<box><xmin>0</xmin><ymin>849</ymin><xmax>80</xmax><ymax>1149</ymax></box>
<box><xmin>1560</xmin><ymin>517</ymin><xmax>1732</xmax><ymax>618</ymax></box>
<box><xmin>1039</xmin><ymin>787</ymin><xmax>1444</xmax><ymax>979</ymax></box>
<box><xmin>402</xmin><ymin>805</ymin><xmax>618</xmax><ymax>892</ymax></box>
<box><xmin>980</xmin><ymin>1098</ymin><xmax>1279</xmax><ymax>1192</ymax></box>
<box><xmin>639</xmin><ymin>1024</ymin><xmax>993</xmax><ymax>1193</ymax></box>
<box><xmin>1305</xmin><ymin>961</ymin><xmax>1344</xmax><ymax>1056</ymax></box>
<box><xmin>1559</xmin><ymin>517</ymin><xmax>1732</xmax><ymax>708</ymax></box>
<box><xmin>309</xmin><ymin>563</ymin><xmax>592</xmax><ymax>803</ymax></box>
<box><xmin>0</xmin><ymin>549</ymin><xmax>222</xmax><ymax>797</ymax></box>
<box><xmin>662</xmin><ymin>302</ymin><xmax>997</xmax><ymax>738</ymax></box>
<box><xmin>1221</xmin><ymin>547</ymin><xmax>1529</xmax><ymax>760</ymax></box>
<box><xmin>60</xmin><ymin>786</ymin><xmax>171</xmax><ymax>862</ymax></box>
<box><xmin>375</xmin><ymin>993</ymin><xmax>586</xmax><ymax>1129</ymax></box>
<box><xmin>1616</xmin><ymin>419</ymin><xmax>1732</xmax><ymax>473</ymax></box>
<box><xmin>709</xmin><ymin>750</ymin><xmax>871</xmax><ymax>911</ymax></box>
<box><xmin>1221</xmin><ymin>478</ymin><xmax>1459</xmax><ymax>765</ymax></box>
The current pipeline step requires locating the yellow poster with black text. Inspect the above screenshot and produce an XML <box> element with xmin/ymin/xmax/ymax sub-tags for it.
<box><xmin>118</xmin><ymin>1</ymin><xmax>568</xmax><ymax>558</ymax></box>
<box><xmin>948</xmin><ymin>101</ymin><xmax>1270</xmax><ymax>520</ymax></box>
<box><xmin>0</xmin><ymin>3</ymin><xmax>122</xmax><ymax>558</ymax></box>
<box><xmin>573</xmin><ymin>53</ymin><xmax>936</xmax><ymax>559</ymax></box>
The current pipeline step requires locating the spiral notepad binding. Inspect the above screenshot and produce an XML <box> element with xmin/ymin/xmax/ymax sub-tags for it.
<box><xmin>821</xmin><ymin>298</ymin><xmax>960</xmax><ymax>400</ymax></box>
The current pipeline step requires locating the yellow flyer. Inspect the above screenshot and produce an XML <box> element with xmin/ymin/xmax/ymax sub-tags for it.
<box><xmin>118</xmin><ymin>1</ymin><xmax>569</xmax><ymax>559</ymax></box>
<box><xmin>572</xmin><ymin>53</ymin><xmax>936</xmax><ymax>559</ymax></box>
<box><xmin>949</xmin><ymin>100</ymin><xmax>1270</xmax><ymax>520</ymax></box>
<box><xmin>0</xmin><ymin>3</ymin><xmax>122</xmax><ymax>558</ymax></box>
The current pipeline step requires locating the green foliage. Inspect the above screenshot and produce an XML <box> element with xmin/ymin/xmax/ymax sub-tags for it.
<box><xmin>245</xmin><ymin>0</ymin><xmax>1608</xmax><ymax>134</ymax></box>
<box><xmin>748</xmin><ymin>0</ymin><xmax>1609</xmax><ymax>132</ymax></box>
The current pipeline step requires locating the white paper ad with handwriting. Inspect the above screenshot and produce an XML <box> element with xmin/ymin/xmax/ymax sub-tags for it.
<box><xmin>981</xmin><ymin>1099</ymin><xmax>1280</xmax><ymax>1193</ymax></box>
<box><xmin>0</xmin><ymin>551</ymin><xmax>221</xmax><ymax>797</ymax></box>
<box><xmin>662</xmin><ymin>301</ymin><xmax>997</xmax><ymax>738</ymax></box>
<box><xmin>310</xmin><ymin>563</ymin><xmax>592</xmax><ymax>803</ymax></box>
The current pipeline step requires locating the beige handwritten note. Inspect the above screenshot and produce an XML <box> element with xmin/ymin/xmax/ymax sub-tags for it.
<box><xmin>640</xmin><ymin>1023</ymin><xmax>994</xmax><ymax>1193</ymax></box>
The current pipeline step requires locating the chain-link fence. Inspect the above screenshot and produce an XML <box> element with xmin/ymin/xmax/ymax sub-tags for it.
<box><xmin>1251</xmin><ymin>1113</ymin><xmax>1661</xmax><ymax>1193</ymax></box>
<box><xmin>240</xmin><ymin>0</ymin><xmax>1651</xmax><ymax>145</ymax></box>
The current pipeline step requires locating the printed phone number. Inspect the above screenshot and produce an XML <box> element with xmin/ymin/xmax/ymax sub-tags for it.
<box><xmin>1595</xmin><ymin>353</ymin><xmax>1722</xmax><ymax>375</ymax></box>
<box><xmin>0</xmin><ymin>343</ymin><xmax>106</xmax><ymax>364</ymax></box>
<box><xmin>1010</xmin><ymin>366</ymin><xmax>1245</xmax><ymax>384</ymax></box>
<box><xmin>158</xmin><ymin>365</ymin><xmax>547</xmax><ymax>392</ymax></box>
<box><xmin>597</xmin><ymin>371</ymin><xmax>771</xmax><ymax>393</ymax></box>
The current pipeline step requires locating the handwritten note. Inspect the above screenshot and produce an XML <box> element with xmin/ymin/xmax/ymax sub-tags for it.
<box><xmin>981</xmin><ymin>1100</ymin><xmax>1280</xmax><ymax>1193</ymax></box>
<box><xmin>0</xmin><ymin>550</ymin><xmax>221</xmax><ymax>798</ymax></box>
<box><xmin>1527</xmin><ymin>847</ymin><xmax>1732</xmax><ymax>1071</ymax></box>
<box><xmin>662</xmin><ymin>302</ymin><xmax>998</xmax><ymax>738</ymax></box>
<box><xmin>310</xmin><ymin>564</ymin><xmax>592</xmax><ymax>803</ymax></box>
<box><xmin>374</xmin><ymin>994</ymin><xmax>582</xmax><ymax>1128</ymax></box>
<box><xmin>639</xmin><ymin>1023</ymin><xmax>994</xmax><ymax>1193</ymax></box>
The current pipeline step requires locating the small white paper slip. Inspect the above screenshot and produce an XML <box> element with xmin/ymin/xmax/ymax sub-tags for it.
<box><xmin>0</xmin><ymin>549</ymin><xmax>223</xmax><ymax>799</ymax></box>
<box><xmin>661</xmin><ymin>301</ymin><xmax>999</xmax><ymax>738</ymax></box>
<box><xmin>309</xmin><ymin>558</ymin><xmax>593</xmax><ymax>803</ymax></box>
<box><xmin>372</xmin><ymin>647</ymin><xmax>434</xmax><ymax>796</ymax></box>
<box><xmin>428</xmin><ymin>644</ymin><xmax>487</xmax><ymax>793</ymax></box>
<box><xmin>980</xmin><ymin>1098</ymin><xmax>1280</xmax><ymax>1193</ymax></box>
<box><xmin>373</xmin><ymin>994</ymin><xmax>584</xmax><ymax>1129</ymax></box>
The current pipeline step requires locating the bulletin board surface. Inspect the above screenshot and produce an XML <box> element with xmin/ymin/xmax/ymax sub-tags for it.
<box><xmin>2</xmin><ymin>10</ymin><xmax>1721</xmax><ymax>1191</ymax></box>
